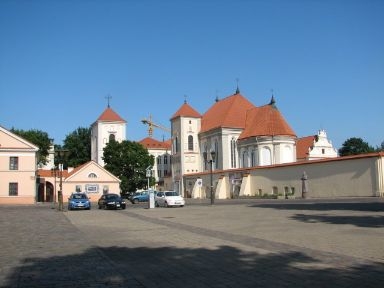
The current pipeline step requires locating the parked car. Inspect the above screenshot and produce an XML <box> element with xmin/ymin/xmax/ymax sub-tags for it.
<box><xmin>155</xmin><ymin>191</ymin><xmax>185</xmax><ymax>207</ymax></box>
<box><xmin>68</xmin><ymin>192</ymin><xmax>91</xmax><ymax>210</ymax></box>
<box><xmin>130</xmin><ymin>191</ymin><xmax>150</xmax><ymax>204</ymax></box>
<box><xmin>98</xmin><ymin>193</ymin><xmax>126</xmax><ymax>210</ymax></box>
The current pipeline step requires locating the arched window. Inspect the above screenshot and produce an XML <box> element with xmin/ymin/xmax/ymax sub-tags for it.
<box><xmin>242</xmin><ymin>151</ymin><xmax>248</xmax><ymax>168</ymax></box>
<box><xmin>282</xmin><ymin>145</ymin><xmax>293</xmax><ymax>163</ymax></box>
<box><xmin>203</xmin><ymin>144</ymin><xmax>208</xmax><ymax>170</ymax></box>
<box><xmin>109</xmin><ymin>134</ymin><xmax>115</xmax><ymax>142</ymax></box>
<box><xmin>261</xmin><ymin>147</ymin><xmax>272</xmax><ymax>166</ymax></box>
<box><xmin>231</xmin><ymin>138</ymin><xmax>237</xmax><ymax>168</ymax></box>
<box><xmin>88</xmin><ymin>173</ymin><xmax>97</xmax><ymax>178</ymax></box>
<box><xmin>214</xmin><ymin>140</ymin><xmax>219</xmax><ymax>169</ymax></box>
<box><xmin>174</xmin><ymin>137</ymin><xmax>179</xmax><ymax>153</ymax></box>
<box><xmin>188</xmin><ymin>135</ymin><xmax>193</xmax><ymax>151</ymax></box>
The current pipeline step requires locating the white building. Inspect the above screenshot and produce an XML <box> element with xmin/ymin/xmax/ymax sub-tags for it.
<box><xmin>296</xmin><ymin>129</ymin><xmax>338</xmax><ymax>161</ymax></box>
<box><xmin>170</xmin><ymin>89</ymin><xmax>337</xmax><ymax>196</ymax></box>
<box><xmin>139</xmin><ymin>137</ymin><xmax>172</xmax><ymax>191</ymax></box>
<box><xmin>91</xmin><ymin>105</ymin><xmax>126</xmax><ymax>166</ymax></box>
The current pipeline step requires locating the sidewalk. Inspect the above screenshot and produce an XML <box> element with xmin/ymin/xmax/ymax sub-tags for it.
<box><xmin>1</xmin><ymin>198</ymin><xmax>383</xmax><ymax>287</ymax></box>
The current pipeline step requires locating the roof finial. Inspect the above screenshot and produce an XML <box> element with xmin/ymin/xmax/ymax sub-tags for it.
<box><xmin>105</xmin><ymin>94</ymin><xmax>112</xmax><ymax>108</ymax></box>
<box><xmin>215</xmin><ymin>89</ymin><xmax>219</xmax><ymax>102</ymax></box>
<box><xmin>235</xmin><ymin>78</ymin><xmax>240</xmax><ymax>94</ymax></box>
<box><xmin>269</xmin><ymin>89</ymin><xmax>276</xmax><ymax>107</ymax></box>
<box><xmin>184</xmin><ymin>95</ymin><xmax>187</xmax><ymax>104</ymax></box>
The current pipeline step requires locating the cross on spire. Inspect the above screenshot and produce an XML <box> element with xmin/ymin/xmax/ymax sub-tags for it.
<box><xmin>235</xmin><ymin>78</ymin><xmax>240</xmax><ymax>94</ymax></box>
<box><xmin>105</xmin><ymin>94</ymin><xmax>112</xmax><ymax>108</ymax></box>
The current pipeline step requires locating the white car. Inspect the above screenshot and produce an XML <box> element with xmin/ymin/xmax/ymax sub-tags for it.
<box><xmin>155</xmin><ymin>191</ymin><xmax>185</xmax><ymax>207</ymax></box>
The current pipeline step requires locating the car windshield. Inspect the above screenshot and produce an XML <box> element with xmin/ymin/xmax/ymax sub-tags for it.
<box><xmin>165</xmin><ymin>191</ymin><xmax>179</xmax><ymax>197</ymax></box>
<box><xmin>72</xmin><ymin>194</ymin><xmax>87</xmax><ymax>199</ymax></box>
<box><xmin>106</xmin><ymin>194</ymin><xmax>119</xmax><ymax>199</ymax></box>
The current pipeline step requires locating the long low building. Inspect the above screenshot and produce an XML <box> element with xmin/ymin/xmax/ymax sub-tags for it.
<box><xmin>186</xmin><ymin>152</ymin><xmax>384</xmax><ymax>199</ymax></box>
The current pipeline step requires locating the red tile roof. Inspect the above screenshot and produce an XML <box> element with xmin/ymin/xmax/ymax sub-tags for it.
<box><xmin>171</xmin><ymin>101</ymin><xmax>201</xmax><ymax>120</ymax></box>
<box><xmin>239</xmin><ymin>103</ymin><xmax>296</xmax><ymax>139</ymax></box>
<box><xmin>139</xmin><ymin>137</ymin><xmax>171</xmax><ymax>150</ymax></box>
<box><xmin>296</xmin><ymin>135</ymin><xmax>315</xmax><ymax>161</ymax></box>
<box><xmin>37</xmin><ymin>169</ymin><xmax>69</xmax><ymax>178</ymax></box>
<box><xmin>200</xmin><ymin>93</ymin><xmax>255</xmax><ymax>133</ymax></box>
<box><xmin>66</xmin><ymin>161</ymin><xmax>89</xmax><ymax>177</ymax></box>
<box><xmin>96</xmin><ymin>107</ymin><xmax>126</xmax><ymax>122</ymax></box>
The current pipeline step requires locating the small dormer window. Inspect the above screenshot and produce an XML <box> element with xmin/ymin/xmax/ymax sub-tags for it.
<box><xmin>88</xmin><ymin>173</ymin><xmax>97</xmax><ymax>178</ymax></box>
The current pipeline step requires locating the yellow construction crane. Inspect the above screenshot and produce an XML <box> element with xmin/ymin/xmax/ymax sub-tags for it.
<box><xmin>141</xmin><ymin>114</ymin><xmax>171</xmax><ymax>137</ymax></box>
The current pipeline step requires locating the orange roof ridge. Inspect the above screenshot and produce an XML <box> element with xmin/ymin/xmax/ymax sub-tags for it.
<box><xmin>139</xmin><ymin>137</ymin><xmax>171</xmax><ymax>149</ymax></box>
<box><xmin>201</xmin><ymin>93</ymin><xmax>255</xmax><ymax>133</ymax></box>
<box><xmin>171</xmin><ymin>101</ymin><xmax>201</xmax><ymax>120</ymax></box>
<box><xmin>296</xmin><ymin>135</ymin><xmax>316</xmax><ymax>160</ymax></box>
<box><xmin>96</xmin><ymin>107</ymin><xmax>126</xmax><ymax>122</ymax></box>
<box><xmin>239</xmin><ymin>103</ymin><xmax>296</xmax><ymax>139</ymax></box>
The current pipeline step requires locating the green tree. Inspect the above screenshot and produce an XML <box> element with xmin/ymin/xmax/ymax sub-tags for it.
<box><xmin>338</xmin><ymin>137</ymin><xmax>375</xmax><ymax>156</ymax></box>
<box><xmin>63</xmin><ymin>127</ymin><xmax>91</xmax><ymax>167</ymax></box>
<box><xmin>11</xmin><ymin>128</ymin><xmax>52</xmax><ymax>165</ymax></box>
<box><xmin>103</xmin><ymin>140</ymin><xmax>154</xmax><ymax>195</ymax></box>
<box><xmin>376</xmin><ymin>141</ymin><xmax>384</xmax><ymax>152</ymax></box>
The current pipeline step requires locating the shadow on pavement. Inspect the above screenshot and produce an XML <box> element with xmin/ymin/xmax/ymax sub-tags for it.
<box><xmin>291</xmin><ymin>213</ymin><xmax>384</xmax><ymax>228</ymax></box>
<box><xmin>249</xmin><ymin>201</ymin><xmax>384</xmax><ymax>212</ymax></box>
<box><xmin>4</xmin><ymin>245</ymin><xmax>384</xmax><ymax>288</ymax></box>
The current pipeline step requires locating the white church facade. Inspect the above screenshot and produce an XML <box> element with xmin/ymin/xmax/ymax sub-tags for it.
<box><xmin>169</xmin><ymin>89</ymin><xmax>332</xmax><ymax>195</ymax></box>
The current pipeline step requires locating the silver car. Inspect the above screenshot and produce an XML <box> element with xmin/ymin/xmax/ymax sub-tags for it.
<box><xmin>155</xmin><ymin>191</ymin><xmax>185</xmax><ymax>207</ymax></box>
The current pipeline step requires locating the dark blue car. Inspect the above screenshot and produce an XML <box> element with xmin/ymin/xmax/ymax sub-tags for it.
<box><xmin>98</xmin><ymin>193</ymin><xmax>126</xmax><ymax>210</ymax></box>
<box><xmin>68</xmin><ymin>192</ymin><xmax>91</xmax><ymax>210</ymax></box>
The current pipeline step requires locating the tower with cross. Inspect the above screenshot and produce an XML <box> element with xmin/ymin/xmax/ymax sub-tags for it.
<box><xmin>90</xmin><ymin>95</ymin><xmax>127</xmax><ymax>166</ymax></box>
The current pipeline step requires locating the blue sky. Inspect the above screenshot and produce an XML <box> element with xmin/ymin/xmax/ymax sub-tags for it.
<box><xmin>1</xmin><ymin>0</ymin><xmax>383</xmax><ymax>149</ymax></box>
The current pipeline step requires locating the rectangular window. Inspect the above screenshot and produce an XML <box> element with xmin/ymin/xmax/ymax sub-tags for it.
<box><xmin>85</xmin><ymin>184</ymin><xmax>99</xmax><ymax>193</ymax></box>
<box><xmin>102</xmin><ymin>185</ymin><xmax>109</xmax><ymax>194</ymax></box>
<box><xmin>9</xmin><ymin>183</ymin><xmax>18</xmax><ymax>196</ymax></box>
<box><xmin>10</xmin><ymin>157</ymin><xmax>19</xmax><ymax>170</ymax></box>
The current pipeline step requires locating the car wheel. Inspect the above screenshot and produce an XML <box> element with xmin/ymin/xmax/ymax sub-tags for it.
<box><xmin>133</xmin><ymin>199</ymin><xmax>139</xmax><ymax>204</ymax></box>
<box><xmin>98</xmin><ymin>205</ymin><xmax>102</xmax><ymax>209</ymax></box>
<box><xmin>155</xmin><ymin>201</ymin><xmax>159</xmax><ymax>207</ymax></box>
<box><xmin>164</xmin><ymin>201</ymin><xmax>168</xmax><ymax>208</ymax></box>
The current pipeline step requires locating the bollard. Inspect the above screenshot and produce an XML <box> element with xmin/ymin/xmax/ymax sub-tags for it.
<box><xmin>301</xmin><ymin>171</ymin><xmax>308</xmax><ymax>199</ymax></box>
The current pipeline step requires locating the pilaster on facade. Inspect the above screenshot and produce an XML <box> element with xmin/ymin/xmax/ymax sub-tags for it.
<box><xmin>376</xmin><ymin>154</ymin><xmax>384</xmax><ymax>197</ymax></box>
<box><xmin>216</xmin><ymin>174</ymin><xmax>229</xmax><ymax>199</ymax></box>
<box><xmin>239</xmin><ymin>172</ymin><xmax>251</xmax><ymax>197</ymax></box>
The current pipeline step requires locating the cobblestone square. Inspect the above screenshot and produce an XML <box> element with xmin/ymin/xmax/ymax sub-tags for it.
<box><xmin>1</xmin><ymin>198</ymin><xmax>383</xmax><ymax>287</ymax></box>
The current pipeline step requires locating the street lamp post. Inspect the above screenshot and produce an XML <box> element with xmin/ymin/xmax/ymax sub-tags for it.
<box><xmin>203</xmin><ymin>150</ymin><xmax>216</xmax><ymax>205</ymax></box>
<box><xmin>50</xmin><ymin>167</ymin><xmax>58</xmax><ymax>209</ymax></box>
<box><xmin>55</xmin><ymin>149</ymin><xmax>69</xmax><ymax>211</ymax></box>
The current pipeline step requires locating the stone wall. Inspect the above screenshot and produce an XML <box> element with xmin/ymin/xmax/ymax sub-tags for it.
<box><xmin>186</xmin><ymin>153</ymin><xmax>384</xmax><ymax>199</ymax></box>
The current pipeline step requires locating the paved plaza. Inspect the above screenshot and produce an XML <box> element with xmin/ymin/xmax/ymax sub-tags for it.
<box><xmin>0</xmin><ymin>198</ymin><xmax>383</xmax><ymax>287</ymax></box>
